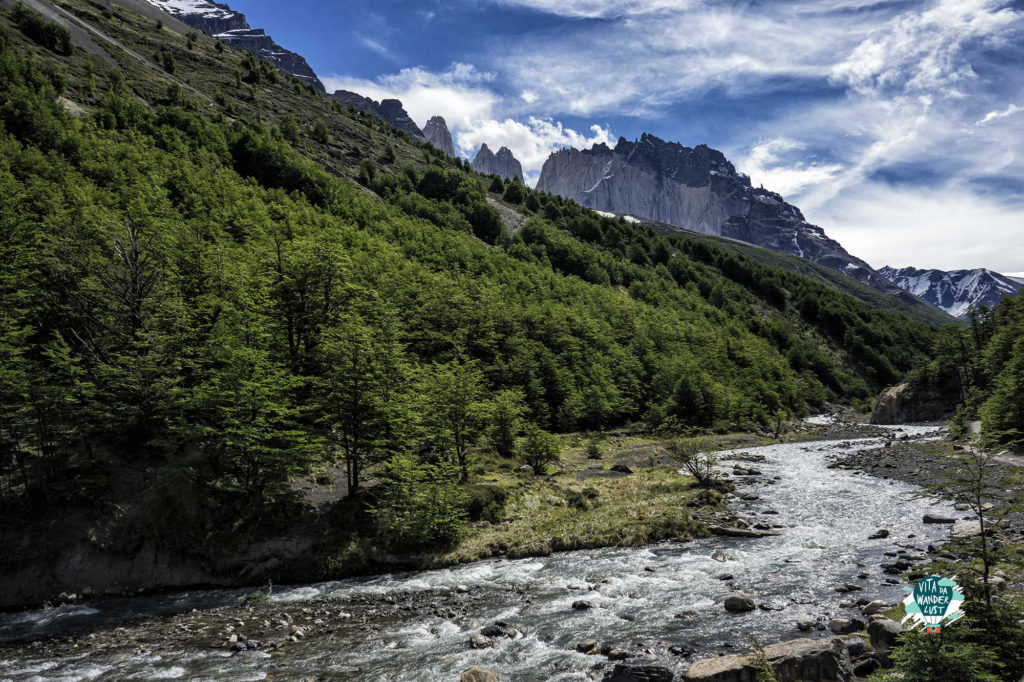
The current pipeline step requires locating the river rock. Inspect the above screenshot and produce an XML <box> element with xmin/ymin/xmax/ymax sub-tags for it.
<box><xmin>576</xmin><ymin>639</ymin><xmax>600</xmax><ymax>654</ymax></box>
<box><xmin>867</xmin><ymin>619</ymin><xmax>903</xmax><ymax>662</ymax></box>
<box><xmin>684</xmin><ymin>637</ymin><xmax>853</xmax><ymax>681</ymax></box>
<box><xmin>670</xmin><ymin>644</ymin><xmax>696</xmax><ymax>657</ymax></box>
<box><xmin>868</xmin><ymin>529</ymin><xmax>890</xmax><ymax>539</ymax></box>
<box><xmin>462</xmin><ymin>667</ymin><xmax>499</xmax><ymax>682</ymax></box>
<box><xmin>861</xmin><ymin>600</ymin><xmax>888</xmax><ymax>616</ymax></box>
<box><xmin>712</xmin><ymin>550</ymin><xmax>738</xmax><ymax>562</ymax></box>
<box><xmin>845</xmin><ymin>637</ymin><xmax>866</xmax><ymax>657</ymax></box>
<box><xmin>797</xmin><ymin>619</ymin><xmax>813</xmax><ymax>631</ymax></box>
<box><xmin>853</xmin><ymin>656</ymin><xmax>880</xmax><ymax>676</ymax></box>
<box><xmin>723</xmin><ymin>593</ymin><xmax>755</xmax><ymax>613</ymax></box>
<box><xmin>605</xmin><ymin>663</ymin><xmax>674</xmax><ymax>681</ymax></box>
<box><xmin>835</xmin><ymin>583</ymin><xmax>863</xmax><ymax>593</ymax></box>
<box><xmin>469</xmin><ymin>634</ymin><xmax>494</xmax><ymax>649</ymax></box>
<box><xmin>951</xmin><ymin>520</ymin><xmax>982</xmax><ymax>538</ymax></box>
<box><xmin>923</xmin><ymin>513</ymin><xmax>955</xmax><ymax>524</ymax></box>
<box><xmin>572</xmin><ymin>600</ymin><xmax>593</xmax><ymax>611</ymax></box>
<box><xmin>739</xmin><ymin>493</ymin><xmax>760</xmax><ymax>501</ymax></box>
<box><xmin>830</xmin><ymin>617</ymin><xmax>865</xmax><ymax>634</ymax></box>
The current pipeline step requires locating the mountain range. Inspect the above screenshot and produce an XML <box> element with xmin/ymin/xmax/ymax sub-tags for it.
<box><xmin>879</xmin><ymin>266</ymin><xmax>1023</xmax><ymax>319</ymax></box>
<box><xmin>139</xmin><ymin>0</ymin><xmax>1014</xmax><ymax>322</ymax></box>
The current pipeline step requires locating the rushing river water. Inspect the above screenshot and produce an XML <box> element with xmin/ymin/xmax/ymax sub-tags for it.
<box><xmin>0</xmin><ymin>426</ymin><xmax>956</xmax><ymax>681</ymax></box>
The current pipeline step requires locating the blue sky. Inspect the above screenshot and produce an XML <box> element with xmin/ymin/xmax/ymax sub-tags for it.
<box><xmin>231</xmin><ymin>0</ymin><xmax>1023</xmax><ymax>273</ymax></box>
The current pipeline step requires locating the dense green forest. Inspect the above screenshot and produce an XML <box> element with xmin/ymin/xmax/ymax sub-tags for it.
<box><xmin>908</xmin><ymin>294</ymin><xmax>1024</xmax><ymax>449</ymax></box>
<box><xmin>0</xmin><ymin>0</ymin><xmax>947</xmax><ymax>574</ymax></box>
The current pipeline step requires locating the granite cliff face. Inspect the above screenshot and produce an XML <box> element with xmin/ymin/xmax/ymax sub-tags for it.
<box><xmin>331</xmin><ymin>91</ymin><xmax>425</xmax><ymax>141</ymax></box>
<box><xmin>536</xmin><ymin>134</ymin><xmax>908</xmax><ymax>297</ymax></box>
<box><xmin>879</xmin><ymin>266</ymin><xmax>1022</xmax><ymax>319</ymax></box>
<box><xmin>423</xmin><ymin>116</ymin><xmax>456</xmax><ymax>156</ymax></box>
<box><xmin>145</xmin><ymin>0</ymin><xmax>324</xmax><ymax>91</ymax></box>
<box><xmin>471</xmin><ymin>144</ymin><xmax>524</xmax><ymax>182</ymax></box>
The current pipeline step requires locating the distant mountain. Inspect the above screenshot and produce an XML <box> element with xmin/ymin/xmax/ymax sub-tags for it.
<box><xmin>535</xmin><ymin>134</ymin><xmax>915</xmax><ymax>302</ymax></box>
<box><xmin>471</xmin><ymin>144</ymin><xmax>524</xmax><ymax>182</ymax></box>
<box><xmin>144</xmin><ymin>0</ymin><xmax>324</xmax><ymax>91</ymax></box>
<box><xmin>879</xmin><ymin>266</ymin><xmax>1022</xmax><ymax>319</ymax></box>
<box><xmin>331</xmin><ymin>91</ymin><xmax>424</xmax><ymax>141</ymax></box>
<box><xmin>423</xmin><ymin>116</ymin><xmax>455</xmax><ymax>157</ymax></box>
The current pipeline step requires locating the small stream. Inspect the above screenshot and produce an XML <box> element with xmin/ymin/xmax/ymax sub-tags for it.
<box><xmin>0</xmin><ymin>425</ymin><xmax>956</xmax><ymax>681</ymax></box>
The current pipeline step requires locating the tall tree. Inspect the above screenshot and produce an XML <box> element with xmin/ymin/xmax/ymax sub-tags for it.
<box><xmin>419</xmin><ymin>358</ymin><xmax>486</xmax><ymax>482</ymax></box>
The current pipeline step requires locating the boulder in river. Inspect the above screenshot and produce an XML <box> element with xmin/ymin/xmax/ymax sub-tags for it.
<box><xmin>861</xmin><ymin>600</ymin><xmax>889</xmax><ymax>616</ymax></box>
<box><xmin>830</xmin><ymin>617</ymin><xmax>865</xmax><ymax>634</ymax></box>
<box><xmin>462</xmin><ymin>667</ymin><xmax>499</xmax><ymax>682</ymax></box>
<box><xmin>868</xmin><ymin>529</ymin><xmax>890</xmax><ymax>539</ymax></box>
<box><xmin>867</xmin><ymin>619</ymin><xmax>903</xmax><ymax>663</ymax></box>
<box><xmin>684</xmin><ymin>637</ymin><xmax>853</xmax><ymax>681</ymax></box>
<box><xmin>922</xmin><ymin>513</ymin><xmax>955</xmax><ymax>524</ymax></box>
<box><xmin>605</xmin><ymin>663</ymin><xmax>675</xmax><ymax>681</ymax></box>
<box><xmin>469</xmin><ymin>633</ymin><xmax>494</xmax><ymax>649</ymax></box>
<box><xmin>572</xmin><ymin>600</ymin><xmax>593</xmax><ymax>611</ymax></box>
<box><xmin>575</xmin><ymin>639</ymin><xmax>600</xmax><ymax>654</ymax></box>
<box><xmin>723</xmin><ymin>593</ymin><xmax>755</xmax><ymax>613</ymax></box>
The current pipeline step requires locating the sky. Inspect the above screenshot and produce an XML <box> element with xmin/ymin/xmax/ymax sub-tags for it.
<box><xmin>227</xmin><ymin>0</ymin><xmax>1024</xmax><ymax>273</ymax></box>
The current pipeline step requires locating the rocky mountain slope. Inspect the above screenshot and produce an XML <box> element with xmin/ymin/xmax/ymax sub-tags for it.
<box><xmin>879</xmin><ymin>266</ymin><xmax>1022</xmax><ymax>319</ymax></box>
<box><xmin>144</xmin><ymin>0</ymin><xmax>323</xmax><ymax>90</ymax></box>
<box><xmin>471</xmin><ymin>143</ymin><xmax>524</xmax><ymax>182</ymax></box>
<box><xmin>423</xmin><ymin>115</ymin><xmax>455</xmax><ymax>156</ymax></box>
<box><xmin>331</xmin><ymin>90</ymin><xmax>424</xmax><ymax>140</ymax></box>
<box><xmin>535</xmin><ymin>134</ymin><xmax>914</xmax><ymax>302</ymax></box>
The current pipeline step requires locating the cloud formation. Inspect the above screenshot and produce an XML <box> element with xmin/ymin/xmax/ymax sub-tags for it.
<box><xmin>327</xmin><ymin>0</ymin><xmax>1023</xmax><ymax>271</ymax></box>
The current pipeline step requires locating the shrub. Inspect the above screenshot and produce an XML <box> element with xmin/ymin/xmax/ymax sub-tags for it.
<box><xmin>13</xmin><ymin>2</ymin><xmax>72</xmax><ymax>55</ymax></box>
<box><xmin>461</xmin><ymin>484</ymin><xmax>507</xmax><ymax>521</ymax></box>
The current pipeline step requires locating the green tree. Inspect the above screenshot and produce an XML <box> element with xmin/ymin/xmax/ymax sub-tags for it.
<box><xmin>278</xmin><ymin>114</ymin><xmax>298</xmax><ymax>143</ymax></box>
<box><xmin>502</xmin><ymin>180</ymin><xmax>524</xmax><ymax>204</ymax></box>
<box><xmin>419</xmin><ymin>358</ymin><xmax>486</xmax><ymax>482</ymax></box>
<box><xmin>317</xmin><ymin>315</ymin><xmax>405</xmax><ymax>493</ymax></box>
<box><xmin>520</xmin><ymin>423</ymin><xmax>560</xmax><ymax>474</ymax></box>
<box><xmin>487</xmin><ymin>389</ymin><xmax>526</xmax><ymax>458</ymax></box>
<box><xmin>312</xmin><ymin>118</ymin><xmax>329</xmax><ymax>144</ymax></box>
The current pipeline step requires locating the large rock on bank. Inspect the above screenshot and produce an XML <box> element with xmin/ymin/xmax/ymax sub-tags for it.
<box><xmin>684</xmin><ymin>637</ymin><xmax>853</xmax><ymax>682</ymax></box>
<box><xmin>870</xmin><ymin>375</ymin><xmax>959</xmax><ymax>424</ymax></box>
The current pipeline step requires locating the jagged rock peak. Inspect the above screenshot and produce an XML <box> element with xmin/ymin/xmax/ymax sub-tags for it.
<box><xmin>471</xmin><ymin>144</ymin><xmax>524</xmax><ymax>183</ymax></box>
<box><xmin>535</xmin><ymin>133</ymin><xmax>924</xmax><ymax>304</ymax></box>
<box><xmin>330</xmin><ymin>92</ymin><xmax>425</xmax><ymax>140</ymax></box>
<box><xmin>879</xmin><ymin>266</ymin><xmax>1022</xmax><ymax>319</ymax></box>
<box><xmin>423</xmin><ymin>116</ymin><xmax>456</xmax><ymax>157</ymax></box>
<box><xmin>144</xmin><ymin>0</ymin><xmax>324</xmax><ymax>91</ymax></box>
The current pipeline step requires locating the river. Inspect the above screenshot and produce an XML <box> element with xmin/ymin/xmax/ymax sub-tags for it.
<box><xmin>0</xmin><ymin>425</ymin><xmax>956</xmax><ymax>681</ymax></box>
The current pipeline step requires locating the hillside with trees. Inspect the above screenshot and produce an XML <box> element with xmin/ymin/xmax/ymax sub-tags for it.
<box><xmin>0</xmin><ymin>0</ymin><xmax>950</xmax><ymax>600</ymax></box>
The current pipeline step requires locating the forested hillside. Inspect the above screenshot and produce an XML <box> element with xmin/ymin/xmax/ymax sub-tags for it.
<box><xmin>908</xmin><ymin>295</ymin><xmax>1024</xmax><ymax>449</ymax></box>
<box><xmin>0</xmin><ymin>0</ymin><xmax>944</xmax><ymax>595</ymax></box>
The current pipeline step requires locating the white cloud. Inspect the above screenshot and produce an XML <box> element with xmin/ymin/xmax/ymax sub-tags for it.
<box><xmin>976</xmin><ymin>103</ymin><xmax>1022</xmax><ymax>125</ymax></box>
<box><xmin>455</xmin><ymin>117</ymin><xmax>613</xmax><ymax>185</ymax></box>
<box><xmin>323</xmin><ymin>63</ymin><xmax>499</xmax><ymax>134</ymax></box>
<box><xmin>813</xmin><ymin>181</ymin><xmax>1024</xmax><ymax>272</ymax></box>
<box><xmin>738</xmin><ymin>138</ymin><xmax>845</xmax><ymax>198</ymax></box>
